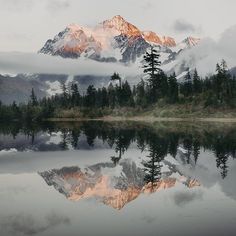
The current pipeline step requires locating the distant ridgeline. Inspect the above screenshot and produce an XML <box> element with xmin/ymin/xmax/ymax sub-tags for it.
<box><xmin>0</xmin><ymin>47</ymin><xmax>236</xmax><ymax>122</ymax></box>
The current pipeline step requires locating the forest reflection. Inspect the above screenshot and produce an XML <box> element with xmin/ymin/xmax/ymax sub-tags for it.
<box><xmin>0</xmin><ymin>121</ymin><xmax>235</xmax><ymax>180</ymax></box>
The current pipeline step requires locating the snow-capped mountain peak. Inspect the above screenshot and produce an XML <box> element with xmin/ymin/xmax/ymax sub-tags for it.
<box><xmin>39</xmin><ymin>15</ymin><xmax>201</xmax><ymax>73</ymax></box>
<box><xmin>183</xmin><ymin>36</ymin><xmax>201</xmax><ymax>47</ymax></box>
<box><xmin>66</xmin><ymin>23</ymin><xmax>83</xmax><ymax>32</ymax></box>
<box><xmin>161</xmin><ymin>36</ymin><xmax>177</xmax><ymax>47</ymax></box>
<box><xmin>142</xmin><ymin>31</ymin><xmax>162</xmax><ymax>45</ymax></box>
<box><xmin>39</xmin><ymin>23</ymin><xmax>102</xmax><ymax>58</ymax></box>
<box><xmin>102</xmin><ymin>15</ymin><xmax>141</xmax><ymax>37</ymax></box>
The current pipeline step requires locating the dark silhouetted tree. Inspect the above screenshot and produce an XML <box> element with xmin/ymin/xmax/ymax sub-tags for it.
<box><xmin>30</xmin><ymin>88</ymin><xmax>38</xmax><ymax>106</ymax></box>
<box><xmin>168</xmin><ymin>73</ymin><xmax>179</xmax><ymax>103</ymax></box>
<box><xmin>143</xmin><ymin>46</ymin><xmax>162</xmax><ymax>103</ymax></box>
<box><xmin>193</xmin><ymin>69</ymin><xmax>202</xmax><ymax>94</ymax></box>
<box><xmin>111</xmin><ymin>73</ymin><xmax>122</xmax><ymax>88</ymax></box>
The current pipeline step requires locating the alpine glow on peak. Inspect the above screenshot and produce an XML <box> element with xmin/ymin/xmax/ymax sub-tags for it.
<box><xmin>39</xmin><ymin>15</ymin><xmax>200</xmax><ymax>64</ymax></box>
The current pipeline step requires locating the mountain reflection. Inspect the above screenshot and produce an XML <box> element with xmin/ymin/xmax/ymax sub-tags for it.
<box><xmin>39</xmin><ymin>158</ymin><xmax>200</xmax><ymax>210</ymax></box>
<box><xmin>0</xmin><ymin>121</ymin><xmax>236</xmax><ymax>179</ymax></box>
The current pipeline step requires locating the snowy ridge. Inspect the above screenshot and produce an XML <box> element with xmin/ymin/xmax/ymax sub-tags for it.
<box><xmin>39</xmin><ymin>15</ymin><xmax>200</xmax><ymax>66</ymax></box>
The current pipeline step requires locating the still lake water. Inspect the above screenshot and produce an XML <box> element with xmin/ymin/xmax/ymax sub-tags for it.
<box><xmin>0</xmin><ymin>121</ymin><xmax>236</xmax><ymax>236</ymax></box>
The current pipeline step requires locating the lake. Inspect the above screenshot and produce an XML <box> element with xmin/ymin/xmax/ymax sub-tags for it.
<box><xmin>0</xmin><ymin>121</ymin><xmax>236</xmax><ymax>236</ymax></box>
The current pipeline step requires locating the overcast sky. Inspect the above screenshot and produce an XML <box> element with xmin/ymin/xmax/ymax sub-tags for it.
<box><xmin>0</xmin><ymin>0</ymin><xmax>236</xmax><ymax>52</ymax></box>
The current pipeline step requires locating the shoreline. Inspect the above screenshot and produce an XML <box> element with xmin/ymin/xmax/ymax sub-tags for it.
<box><xmin>47</xmin><ymin>116</ymin><xmax>236</xmax><ymax>123</ymax></box>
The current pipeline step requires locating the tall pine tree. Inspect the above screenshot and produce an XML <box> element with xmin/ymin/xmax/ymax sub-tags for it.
<box><xmin>168</xmin><ymin>73</ymin><xmax>179</xmax><ymax>103</ymax></box>
<box><xmin>30</xmin><ymin>88</ymin><xmax>38</xmax><ymax>106</ymax></box>
<box><xmin>181</xmin><ymin>70</ymin><xmax>193</xmax><ymax>97</ymax></box>
<box><xmin>143</xmin><ymin>46</ymin><xmax>162</xmax><ymax>103</ymax></box>
<box><xmin>193</xmin><ymin>69</ymin><xmax>202</xmax><ymax>94</ymax></box>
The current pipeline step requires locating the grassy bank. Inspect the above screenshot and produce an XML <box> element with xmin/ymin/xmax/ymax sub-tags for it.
<box><xmin>48</xmin><ymin>103</ymin><xmax>236</xmax><ymax>122</ymax></box>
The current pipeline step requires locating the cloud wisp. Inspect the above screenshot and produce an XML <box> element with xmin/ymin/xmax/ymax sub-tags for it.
<box><xmin>173</xmin><ymin>19</ymin><xmax>201</xmax><ymax>34</ymax></box>
<box><xmin>46</xmin><ymin>0</ymin><xmax>70</xmax><ymax>12</ymax></box>
<box><xmin>0</xmin><ymin>52</ymin><xmax>141</xmax><ymax>76</ymax></box>
<box><xmin>175</xmin><ymin>24</ymin><xmax>236</xmax><ymax>76</ymax></box>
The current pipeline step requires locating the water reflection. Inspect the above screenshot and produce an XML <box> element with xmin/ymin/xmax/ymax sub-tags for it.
<box><xmin>39</xmin><ymin>158</ymin><xmax>200</xmax><ymax>210</ymax></box>
<box><xmin>0</xmin><ymin>121</ymin><xmax>235</xmax><ymax>179</ymax></box>
<box><xmin>1</xmin><ymin>121</ymin><xmax>236</xmax><ymax>236</ymax></box>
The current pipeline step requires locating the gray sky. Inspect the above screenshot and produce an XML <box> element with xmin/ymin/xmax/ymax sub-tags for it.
<box><xmin>0</xmin><ymin>0</ymin><xmax>236</xmax><ymax>52</ymax></box>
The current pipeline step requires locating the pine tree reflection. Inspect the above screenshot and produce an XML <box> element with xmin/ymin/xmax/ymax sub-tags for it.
<box><xmin>142</xmin><ymin>135</ymin><xmax>170</xmax><ymax>191</ymax></box>
<box><xmin>111</xmin><ymin>129</ymin><xmax>135</xmax><ymax>165</ymax></box>
<box><xmin>193</xmin><ymin>140</ymin><xmax>200</xmax><ymax>165</ymax></box>
<box><xmin>0</xmin><ymin>121</ymin><xmax>235</xmax><ymax>179</ymax></box>
<box><xmin>59</xmin><ymin>129</ymin><xmax>69</xmax><ymax>150</ymax></box>
<box><xmin>70</xmin><ymin>129</ymin><xmax>81</xmax><ymax>149</ymax></box>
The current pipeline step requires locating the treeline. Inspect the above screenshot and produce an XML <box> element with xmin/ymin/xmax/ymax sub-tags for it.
<box><xmin>0</xmin><ymin>47</ymin><xmax>236</xmax><ymax>122</ymax></box>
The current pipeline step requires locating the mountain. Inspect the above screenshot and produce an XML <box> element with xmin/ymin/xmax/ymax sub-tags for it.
<box><xmin>0</xmin><ymin>73</ymin><xmax>112</xmax><ymax>104</ymax></box>
<box><xmin>0</xmin><ymin>74</ymin><xmax>47</xmax><ymax>105</ymax></box>
<box><xmin>0</xmin><ymin>16</ymin><xmax>201</xmax><ymax>104</ymax></box>
<box><xmin>39</xmin><ymin>15</ymin><xmax>200</xmax><ymax>65</ymax></box>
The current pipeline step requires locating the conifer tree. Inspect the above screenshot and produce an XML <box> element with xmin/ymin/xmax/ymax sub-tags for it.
<box><xmin>107</xmin><ymin>83</ymin><xmax>116</xmax><ymax>108</ymax></box>
<box><xmin>11</xmin><ymin>101</ymin><xmax>21</xmax><ymax>118</ymax></box>
<box><xmin>193</xmin><ymin>69</ymin><xmax>202</xmax><ymax>94</ymax></box>
<box><xmin>159</xmin><ymin>72</ymin><xmax>169</xmax><ymax>98</ymax></box>
<box><xmin>168</xmin><ymin>73</ymin><xmax>179</xmax><ymax>103</ymax></box>
<box><xmin>101</xmin><ymin>87</ymin><xmax>108</xmax><ymax>107</ymax></box>
<box><xmin>143</xmin><ymin>46</ymin><xmax>162</xmax><ymax>78</ymax></box>
<box><xmin>71</xmin><ymin>83</ymin><xmax>81</xmax><ymax>106</ymax></box>
<box><xmin>182</xmin><ymin>70</ymin><xmax>193</xmax><ymax>97</ymax></box>
<box><xmin>136</xmin><ymin>79</ymin><xmax>147</xmax><ymax>107</ymax></box>
<box><xmin>30</xmin><ymin>88</ymin><xmax>38</xmax><ymax>106</ymax></box>
<box><xmin>143</xmin><ymin>46</ymin><xmax>162</xmax><ymax>103</ymax></box>
<box><xmin>60</xmin><ymin>81</ymin><xmax>68</xmax><ymax>107</ymax></box>
<box><xmin>110</xmin><ymin>73</ymin><xmax>122</xmax><ymax>88</ymax></box>
<box><xmin>121</xmin><ymin>81</ymin><xmax>134</xmax><ymax>106</ymax></box>
<box><xmin>214</xmin><ymin>60</ymin><xmax>230</xmax><ymax>104</ymax></box>
<box><xmin>85</xmin><ymin>85</ymin><xmax>96</xmax><ymax>107</ymax></box>
<box><xmin>61</xmin><ymin>81</ymin><xmax>68</xmax><ymax>98</ymax></box>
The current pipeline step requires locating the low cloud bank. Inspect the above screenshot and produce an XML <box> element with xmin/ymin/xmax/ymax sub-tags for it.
<box><xmin>0</xmin><ymin>52</ymin><xmax>141</xmax><ymax>76</ymax></box>
<box><xmin>1</xmin><ymin>212</ymin><xmax>70</xmax><ymax>235</ymax></box>
<box><xmin>173</xmin><ymin>190</ymin><xmax>203</xmax><ymax>207</ymax></box>
<box><xmin>177</xmin><ymin>24</ymin><xmax>236</xmax><ymax>76</ymax></box>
